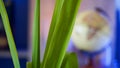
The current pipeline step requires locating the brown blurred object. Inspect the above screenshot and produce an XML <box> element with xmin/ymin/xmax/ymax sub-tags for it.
<box><xmin>0</xmin><ymin>36</ymin><xmax>7</xmax><ymax>48</ymax></box>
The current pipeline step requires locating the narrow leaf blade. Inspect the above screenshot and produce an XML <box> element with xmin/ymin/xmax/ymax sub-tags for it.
<box><xmin>31</xmin><ymin>0</ymin><xmax>40</xmax><ymax>68</ymax></box>
<box><xmin>0</xmin><ymin>0</ymin><xmax>20</xmax><ymax>68</ymax></box>
<box><xmin>41</xmin><ymin>0</ymin><xmax>64</xmax><ymax>67</ymax></box>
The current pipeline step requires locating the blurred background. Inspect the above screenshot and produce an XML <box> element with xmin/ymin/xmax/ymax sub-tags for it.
<box><xmin>0</xmin><ymin>0</ymin><xmax>119</xmax><ymax>68</ymax></box>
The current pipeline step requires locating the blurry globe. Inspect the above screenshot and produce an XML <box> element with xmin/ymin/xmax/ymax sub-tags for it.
<box><xmin>71</xmin><ymin>10</ymin><xmax>112</xmax><ymax>52</ymax></box>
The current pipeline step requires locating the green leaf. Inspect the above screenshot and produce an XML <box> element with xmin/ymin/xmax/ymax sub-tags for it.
<box><xmin>27</xmin><ymin>62</ymin><xmax>42</xmax><ymax>68</ymax></box>
<box><xmin>27</xmin><ymin>62</ymin><xmax>32</xmax><ymax>68</ymax></box>
<box><xmin>41</xmin><ymin>0</ymin><xmax>82</xmax><ymax>68</ymax></box>
<box><xmin>61</xmin><ymin>53</ymin><xmax>79</xmax><ymax>68</ymax></box>
<box><xmin>0</xmin><ymin>0</ymin><xmax>20</xmax><ymax>68</ymax></box>
<box><xmin>41</xmin><ymin>0</ymin><xmax>64</xmax><ymax>67</ymax></box>
<box><xmin>31</xmin><ymin>0</ymin><xmax>40</xmax><ymax>68</ymax></box>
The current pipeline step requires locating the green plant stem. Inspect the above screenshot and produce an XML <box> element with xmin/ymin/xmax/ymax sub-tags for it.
<box><xmin>31</xmin><ymin>0</ymin><xmax>40</xmax><ymax>68</ymax></box>
<box><xmin>0</xmin><ymin>0</ymin><xmax>20</xmax><ymax>68</ymax></box>
<box><xmin>41</xmin><ymin>0</ymin><xmax>81</xmax><ymax>68</ymax></box>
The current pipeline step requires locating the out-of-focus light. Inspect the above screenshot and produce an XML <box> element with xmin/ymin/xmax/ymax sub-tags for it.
<box><xmin>116</xmin><ymin>0</ymin><xmax>120</xmax><ymax>10</ymax></box>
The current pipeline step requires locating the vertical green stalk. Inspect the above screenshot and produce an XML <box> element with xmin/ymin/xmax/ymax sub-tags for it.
<box><xmin>32</xmin><ymin>0</ymin><xmax>40</xmax><ymax>68</ymax></box>
<box><xmin>41</xmin><ymin>0</ymin><xmax>64</xmax><ymax>67</ymax></box>
<box><xmin>0</xmin><ymin>0</ymin><xmax>20</xmax><ymax>68</ymax></box>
